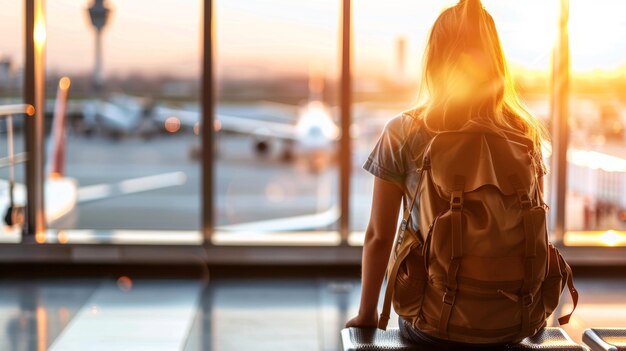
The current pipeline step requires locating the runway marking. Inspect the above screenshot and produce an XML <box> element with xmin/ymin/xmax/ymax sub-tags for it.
<box><xmin>77</xmin><ymin>171</ymin><xmax>187</xmax><ymax>203</ymax></box>
<box><xmin>217</xmin><ymin>204</ymin><xmax>339</xmax><ymax>232</ymax></box>
<box><xmin>48</xmin><ymin>280</ymin><xmax>202</xmax><ymax>351</ymax></box>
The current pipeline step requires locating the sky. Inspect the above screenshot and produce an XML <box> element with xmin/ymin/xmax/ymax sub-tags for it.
<box><xmin>0</xmin><ymin>0</ymin><xmax>625</xmax><ymax>80</ymax></box>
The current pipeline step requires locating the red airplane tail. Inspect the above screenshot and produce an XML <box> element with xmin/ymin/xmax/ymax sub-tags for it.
<box><xmin>49</xmin><ymin>77</ymin><xmax>70</xmax><ymax>178</ymax></box>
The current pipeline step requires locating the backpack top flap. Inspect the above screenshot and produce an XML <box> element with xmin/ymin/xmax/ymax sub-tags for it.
<box><xmin>427</xmin><ymin>121</ymin><xmax>536</xmax><ymax>196</ymax></box>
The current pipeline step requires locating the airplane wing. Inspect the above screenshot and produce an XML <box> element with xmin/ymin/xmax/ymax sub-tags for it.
<box><xmin>95</xmin><ymin>100</ymin><xmax>140</xmax><ymax>130</ymax></box>
<box><xmin>217</xmin><ymin>113</ymin><xmax>298</xmax><ymax>140</ymax></box>
<box><xmin>153</xmin><ymin>105</ymin><xmax>299</xmax><ymax>141</ymax></box>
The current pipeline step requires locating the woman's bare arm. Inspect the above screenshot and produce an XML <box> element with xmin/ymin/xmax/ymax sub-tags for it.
<box><xmin>346</xmin><ymin>177</ymin><xmax>404</xmax><ymax>327</ymax></box>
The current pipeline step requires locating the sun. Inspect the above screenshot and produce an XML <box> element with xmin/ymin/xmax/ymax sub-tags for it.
<box><xmin>483</xmin><ymin>0</ymin><xmax>626</xmax><ymax>74</ymax></box>
<box><xmin>568</xmin><ymin>0</ymin><xmax>626</xmax><ymax>73</ymax></box>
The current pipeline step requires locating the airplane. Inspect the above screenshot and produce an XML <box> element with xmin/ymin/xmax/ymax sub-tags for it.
<box><xmin>0</xmin><ymin>78</ymin><xmax>187</xmax><ymax>230</ymax></box>
<box><xmin>151</xmin><ymin>75</ymin><xmax>340</xmax><ymax>172</ymax></box>
<box><xmin>1</xmin><ymin>94</ymin><xmax>151</xmax><ymax>140</ymax></box>
<box><xmin>14</xmin><ymin>91</ymin><xmax>340</xmax><ymax>173</ymax></box>
<box><xmin>154</xmin><ymin>99</ymin><xmax>339</xmax><ymax>166</ymax></box>
<box><xmin>80</xmin><ymin>93</ymin><xmax>157</xmax><ymax>140</ymax></box>
<box><xmin>1</xmin><ymin>78</ymin><xmax>340</xmax><ymax>239</ymax></box>
<box><xmin>2</xmin><ymin>72</ymin><xmax>344</xmax><ymax>173</ymax></box>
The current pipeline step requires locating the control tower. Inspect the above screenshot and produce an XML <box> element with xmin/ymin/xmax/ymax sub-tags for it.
<box><xmin>88</xmin><ymin>0</ymin><xmax>111</xmax><ymax>94</ymax></box>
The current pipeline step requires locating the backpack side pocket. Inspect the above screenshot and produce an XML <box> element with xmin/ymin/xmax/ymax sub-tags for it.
<box><xmin>393</xmin><ymin>245</ymin><xmax>428</xmax><ymax>319</ymax></box>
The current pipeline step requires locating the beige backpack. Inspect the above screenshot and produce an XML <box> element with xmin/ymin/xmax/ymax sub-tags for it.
<box><xmin>378</xmin><ymin>119</ymin><xmax>578</xmax><ymax>344</ymax></box>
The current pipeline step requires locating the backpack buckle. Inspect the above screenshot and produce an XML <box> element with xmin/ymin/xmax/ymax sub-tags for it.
<box><xmin>522</xmin><ymin>294</ymin><xmax>533</xmax><ymax>307</ymax></box>
<box><xmin>517</xmin><ymin>190</ymin><xmax>532</xmax><ymax>209</ymax></box>
<box><xmin>442</xmin><ymin>290</ymin><xmax>457</xmax><ymax>306</ymax></box>
<box><xmin>450</xmin><ymin>191</ymin><xmax>463</xmax><ymax>210</ymax></box>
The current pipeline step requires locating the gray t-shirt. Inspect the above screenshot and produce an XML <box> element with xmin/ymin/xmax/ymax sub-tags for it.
<box><xmin>362</xmin><ymin>112</ymin><xmax>548</xmax><ymax>233</ymax></box>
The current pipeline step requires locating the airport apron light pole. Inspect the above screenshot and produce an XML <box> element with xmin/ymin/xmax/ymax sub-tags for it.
<box><xmin>88</xmin><ymin>0</ymin><xmax>111</xmax><ymax>94</ymax></box>
<box><xmin>24</xmin><ymin>0</ymin><xmax>46</xmax><ymax>241</ymax></box>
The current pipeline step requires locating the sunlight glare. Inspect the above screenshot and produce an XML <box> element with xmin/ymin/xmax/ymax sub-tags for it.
<box><xmin>569</xmin><ymin>0</ymin><xmax>626</xmax><ymax>72</ymax></box>
<box><xmin>34</xmin><ymin>19</ymin><xmax>46</xmax><ymax>46</ymax></box>
<box><xmin>600</xmin><ymin>230</ymin><xmax>624</xmax><ymax>247</ymax></box>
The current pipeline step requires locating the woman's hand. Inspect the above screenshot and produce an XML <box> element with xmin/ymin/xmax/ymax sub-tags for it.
<box><xmin>345</xmin><ymin>310</ymin><xmax>379</xmax><ymax>328</ymax></box>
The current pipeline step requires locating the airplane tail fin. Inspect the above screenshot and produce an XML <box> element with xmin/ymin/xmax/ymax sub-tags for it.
<box><xmin>48</xmin><ymin>77</ymin><xmax>71</xmax><ymax>179</ymax></box>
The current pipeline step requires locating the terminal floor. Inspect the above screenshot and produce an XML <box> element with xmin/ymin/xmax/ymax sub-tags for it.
<box><xmin>0</xmin><ymin>274</ymin><xmax>624</xmax><ymax>350</ymax></box>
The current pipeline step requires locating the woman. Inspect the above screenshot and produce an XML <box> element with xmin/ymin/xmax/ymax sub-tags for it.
<box><xmin>346</xmin><ymin>0</ymin><xmax>549</xmax><ymax>348</ymax></box>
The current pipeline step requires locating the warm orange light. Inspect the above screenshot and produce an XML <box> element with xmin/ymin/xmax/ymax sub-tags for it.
<box><xmin>36</xmin><ymin>307</ymin><xmax>47</xmax><ymax>351</ymax></box>
<box><xmin>57</xmin><ymin>230</ymin><xmax>68</xmax><ymax>244</ymax></box>
<box><xmin>213</xmin><ymin>120</ymin><xmax>222</xmax><ymax>132</ymax></box>
<box><xmin>194</xmin><ymin>122</ymin><xmax>201</xmax><ymax>135</ymax></box>
<box><xmin>35</xmin><ymin>211</ymin><xmax>46</xmax><ymax>243</ymax></box>
<box><xmin>35</xmin><ymin>231</ymin><xmax>46</xmax><ymax>244</ymax></box>
<box><xmin>26</xmin><ymin>105</ymin><xmax>36</xmax><ymax>116</ymax></box>
<box><xmin>164</xmin><ymin>116</ymin><xmax>181</xmax><ymax>133</ymax></box>
<box><xmin>564</xmin><ymin>230</ymin><xmax>626</xmax><ymax>247</ymax></box>
<box><xmin>116</xmin><ymin>276</ymin><xmax>133</xmax><ymax>292</ymax></box>
<box><xmin>59</xmin><ymin>77</ymin><xmax>71</xmax><ymax>90</ymax></box>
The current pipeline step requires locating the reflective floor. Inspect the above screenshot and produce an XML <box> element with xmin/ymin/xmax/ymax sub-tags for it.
<box><xmin>0</xmin><ymin>274</ymin><xmax>625</xmax><ymax>350</ymax></box>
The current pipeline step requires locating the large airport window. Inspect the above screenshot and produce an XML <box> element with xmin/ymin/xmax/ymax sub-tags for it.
<box><xmin>43</xmin><ymin>0</ymin><xmax>202</xmax><ymax>243</ymax></box>
<box><xmin>5</xmin><ymin>0</ymin><xmax>624</xmax><ymax>253</ymax></box>
<box><xmin>212</xmin><ymin>0</ymin><xmax>341</xmax><ymax>245</ymax></box>
<box><xmin>563</xmin><ymin>0</ymin><xmax>626</xmax><ymax>247</ymax></box>
<box><xmin>0</xmin><ymin>0</ymin><xmax>26</xmax><ymax>243</ymax></box>
<box><xmin>349</xmin><ymin>0</ymin><xmax>557</xmax><ymax>242</ymax></box>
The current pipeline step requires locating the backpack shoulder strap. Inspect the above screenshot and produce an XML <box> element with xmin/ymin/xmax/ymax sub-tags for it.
<box><xmin>378</xmin><ymin>150</ymin><xmax>430</xmax><ymax>330</ymax></box>
<box><xmin>557</xmin><ymin>252</ymin><xmax>579</xmax><ymax>325</ymax></box>
<box><xmin>402</xmin><ymin>111</ymin><xmax>435</xmax><ymax>166</ymax></box>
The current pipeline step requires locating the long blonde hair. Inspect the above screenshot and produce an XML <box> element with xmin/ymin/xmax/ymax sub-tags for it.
<box><xmin>414</xmin><ymin>0</ymin><xmax>548</xmax><ymax>149</ymax></box>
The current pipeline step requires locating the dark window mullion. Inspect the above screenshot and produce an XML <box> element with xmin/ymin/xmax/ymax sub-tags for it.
<box><xmin>550</xmin><ymin>0</ymin><xmax>570</xmax><ymax>244</ymax></box>
<box><xmin>23</xmin><ymin>0</ymin><xmax>46</xmax><ymax>241</ymax></box>
<box><xmin>201</xmin><ymin>0</ymin><xmax>214</xmax><ymax>245</ymax></box>
<box><xmin>339</xmin><ymin>0</ymin><xmax>352</xmax><ymax>244</ymax></box>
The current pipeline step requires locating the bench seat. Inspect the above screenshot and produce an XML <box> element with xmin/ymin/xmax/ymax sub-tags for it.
<box><xmin>341</xmin><ymin>327</ymin><xmax>587</xmax><ymax>351</ymax></box>
<box><xmin>583</xmin><ymin>328</ymin><xmax>626</xmax><ymax>351</ymax></box>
